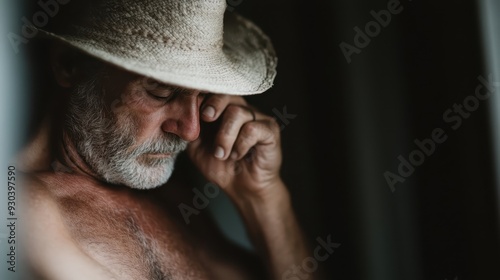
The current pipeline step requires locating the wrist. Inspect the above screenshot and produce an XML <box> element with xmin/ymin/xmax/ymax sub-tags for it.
<box><xmin>230</xmin><ymin>180</ymin><xmax>309</xmax><ymax>279</ymax></box>
<box><xmin>234</xmin><ymin>183</ymin><xmax>292</xmax><ymax>245</ymax></box>
<box><xmin>233</xmin><ymin>178</ymin><xmax>290</xmax><ymax>211</ymax></box>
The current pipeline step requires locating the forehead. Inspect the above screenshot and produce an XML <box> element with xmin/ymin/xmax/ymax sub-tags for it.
<box><xmin>100</xmin><ymin>64</ymin><xmax>194</xmax><ymax>92</ymax></box>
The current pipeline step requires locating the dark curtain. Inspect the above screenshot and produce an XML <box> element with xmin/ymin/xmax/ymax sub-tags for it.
<box><xmin>236</xmin><ymin>0</ymin><xmax>500</xmax><ymax>280</ymax></box>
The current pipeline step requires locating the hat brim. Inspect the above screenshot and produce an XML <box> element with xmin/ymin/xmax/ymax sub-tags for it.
<box><xmin>37</xmin><ymin>12</ymin><xmax>277</xmax><ymax>95</ymax></box>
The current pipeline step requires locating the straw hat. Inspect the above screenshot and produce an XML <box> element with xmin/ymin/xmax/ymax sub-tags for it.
<box><xmin>38</xmin><ymin>0</ymin><xmax>277</xmax><ymax>95</ymax></box>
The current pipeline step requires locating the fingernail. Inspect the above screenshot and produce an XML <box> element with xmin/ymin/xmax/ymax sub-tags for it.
<box><xmin>214</xmin><ymin>146</ymin><xmax>225</xmax><ymax>159</ymax></box>
<box><xmin>230</xmin><ymin>152</ymin><xmax>238</xmax><ymax>160</ymax></box>
<box><xmin>202</xmin><ymin>106</ymin><xmax>216</xmax><ymax>118</ymax></box>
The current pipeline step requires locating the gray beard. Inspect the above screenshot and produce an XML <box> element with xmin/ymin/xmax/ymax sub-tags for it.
<box><xmin>64</xmin><ymin>76</ymin><xmax>188</xmax><ymax>190</ymax></box>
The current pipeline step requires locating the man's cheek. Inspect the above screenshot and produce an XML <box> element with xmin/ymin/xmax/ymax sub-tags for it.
<box><xmin>110</xmin><ymin>87</ymin><xmax>146</xmax><ymax>113</ymax></box>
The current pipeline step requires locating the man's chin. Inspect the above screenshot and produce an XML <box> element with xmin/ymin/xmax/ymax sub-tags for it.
<box><xmin>104</xmin><ymin>160</ymin><xmax>175</xmax><ymax>190</ymax></box>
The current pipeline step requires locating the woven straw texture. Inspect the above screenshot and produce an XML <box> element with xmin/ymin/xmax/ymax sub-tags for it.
<box><xmin>39</xmin><ymin>0</ymin><xmax>277</xmax><ymax>95</ymax></box>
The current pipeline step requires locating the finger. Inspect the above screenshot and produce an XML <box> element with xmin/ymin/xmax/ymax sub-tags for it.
<box><xmin>213</xmin><ymin>104</ymin><xmax>256</xmax><ymax>160</ymax></box>
<box><xmin>230</xmin><ymin>119</ymin><xmax>280</xmax><ymax>161</ymax></box>
<box><xmin>201</xmin><ymin>95</ymin><xmax>247</xmax><ymax>122</ymax></box>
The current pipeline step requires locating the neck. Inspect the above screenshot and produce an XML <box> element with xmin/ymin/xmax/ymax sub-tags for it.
<box><xmin>57</xmin><ymin>130</ymin><xmax>100</xmax><ymax>180</ymax></box>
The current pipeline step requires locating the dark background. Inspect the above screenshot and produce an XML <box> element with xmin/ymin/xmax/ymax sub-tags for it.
<box><xmin>12</xmin><ymin>0</ymin><xmax>500</xmax><ymax>280</ymax></box>
<box><xmin>235</xmin><ymin>0</ymin><xmax>500</xmax><ymax>280</ymax></box>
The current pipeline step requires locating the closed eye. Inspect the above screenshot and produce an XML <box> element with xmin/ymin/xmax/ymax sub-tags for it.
<box><xmin>145</xmin><ymin>83</ymin><xmax>211</xmax><ymax>104</ymax></box>
<box><xmin>147</xmin><ymin>89</ymin><xmax>175</xmax><ymax>101</ymax></box>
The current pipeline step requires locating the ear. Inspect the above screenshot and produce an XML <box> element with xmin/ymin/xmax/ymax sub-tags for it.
<box><xmin>49</xmin><ymin>42</ymin><xmax>83</xmax><ymax>88</ymax></box>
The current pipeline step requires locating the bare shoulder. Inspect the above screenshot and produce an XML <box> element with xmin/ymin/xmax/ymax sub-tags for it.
<box><xmin>19</xmin><ymin>172</ymin><xmax>118</xmax><ymax>280</ymax></box>
<box><xmin>19</xmin><ymin>171</ymin><xmax>83</xmax><ymax>222</ymax></box>
<box><xmin>19</xmin><ymin>171</ymin><xmax>60</xmax><ymax>226</ymax></box>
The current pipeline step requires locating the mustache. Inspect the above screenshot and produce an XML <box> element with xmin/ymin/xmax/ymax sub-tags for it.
<box><xmin>133</xmin><ymin>133</ymin><xmax>189</xmax><ymax>155</ymax></box>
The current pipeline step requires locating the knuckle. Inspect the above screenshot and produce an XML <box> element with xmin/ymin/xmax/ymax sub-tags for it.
<box><xmin>262</xmin><ymin>119</ymin><xmax>279</xmax><ymax>141</ymax></box>
<box><xmin>265</xmin><ymin>127</ymin><xmax>278</xmax><ymax>141</ymax></box>
<box><xmin>243</xmin><ymin>121</ymin><xmax>259</xmax><ymax>135</ymax></box>
<box><xmin>225</xmin><ymin>104</ymin><xmax>246</xmax><ymax>119</ymax></box>
<box><xmin>268</xmin><ymin>117</ymin><xmax>280</xmax><ymax>131</ymax></box>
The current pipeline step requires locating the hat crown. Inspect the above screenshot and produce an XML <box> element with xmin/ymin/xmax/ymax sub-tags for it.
<box><xmin>40</xmin><ymin>0</ymin><xmax>277</xmax><ymax>95</ymax></box>
<box><xmin>73</xmin><ymin>0</ymin><xmax>226</xmax><ymax>50</ymax></box>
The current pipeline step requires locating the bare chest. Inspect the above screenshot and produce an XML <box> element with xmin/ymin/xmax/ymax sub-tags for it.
<box><xmin>55</xmin><ymin>185</ymin><xmax>213</xmax><ymax>280</ymax></box>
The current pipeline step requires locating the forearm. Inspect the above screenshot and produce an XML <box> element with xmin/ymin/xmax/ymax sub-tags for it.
<box><xmin>232</xmin><ymin>180</ymin><xmax>321</xmax><ymax>280</ymax></box>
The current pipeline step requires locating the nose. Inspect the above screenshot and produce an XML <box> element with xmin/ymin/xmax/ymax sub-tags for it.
<box><xmin>161</xmin><ymin>96</ymin><xmax>201</xmax><ymax>142</ymax></box>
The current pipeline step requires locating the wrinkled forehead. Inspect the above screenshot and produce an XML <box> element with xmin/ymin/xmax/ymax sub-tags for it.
<box><xmin>97</xmin><ymin>64</ymin><xmax>204</xmax><ymax>95</ymax></box>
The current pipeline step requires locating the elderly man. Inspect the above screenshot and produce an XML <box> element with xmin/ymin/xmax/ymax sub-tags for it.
<box><xmin>17</xmin><ymin>0</ymin><xmax>323</xmax><ymax>279</ymax></box>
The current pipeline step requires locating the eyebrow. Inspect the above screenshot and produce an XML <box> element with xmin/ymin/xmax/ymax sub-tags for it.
<box><xmin>155</xmin><ymin>83</ymin><xmax>201</xmax><ymax>96</ymax></box>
